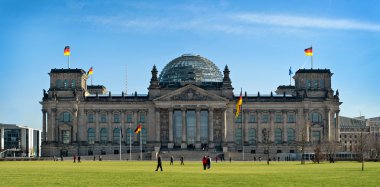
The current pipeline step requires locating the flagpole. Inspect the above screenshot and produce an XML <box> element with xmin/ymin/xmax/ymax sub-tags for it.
<box><xmin>68</xmin><ymin>55</ymin><xmax>70</xmax><ymax>69</ymax></box>
<box><xmin>140</xmin><ymin>128</ymin><xmax>142</xmax><ymax>161</ymax></box>
<box><xmin>120</xmin><ymin>128</ymin><xmax>122</xmax><ymax>161</ymax></box>
<box><xmin>311</xmin><ymin>55</ymin><xmax>313</xmax><ymax>69</ymax></box>
<box><xmin>241</xmin><ymin>88</ymin><xmax>244</xmax><ymax>161</ymax></box>
<box><xmin>129</xmin><ymin>123</ymin><xmax>132</xmax><ymax>161</ymax></box>
<box><xmin>311</xmin><ymin>45</ymin><xmax>313</xmax><ymax>69</ymax></box>
<box><xmin>91</xmin><ymin>74</ymin><xmax>93</xmax><ymax>85</ymax></box>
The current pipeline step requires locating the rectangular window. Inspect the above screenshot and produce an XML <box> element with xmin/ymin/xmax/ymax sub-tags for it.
<box><xmin>235</xmin><ymin>128</ymin><xmax>242</xmax><ymax>145</ymax></box>
<box><xmin>101</xmin><ymin>114</ymin><xmax>107</xmax><ymax>123</ymax></box>
<box><xmin>126</xmin><ymin>113</ymin><xmax>133</xmax><ymax>123</ymax></box>
<box><xmin>306</xmin><ymin>80</ymin><xmax>311</xmax><ymax>89</ymax></box>
<box><xmin>314</xmin><ymin>80</ymin><xmax>318</xmax><ymax>89</ymax></box>
<box><xmin>114</xmin><ymin>114</ymin><xmax>120</xmax><ymax>123</ymax></box>
<box><xmin>62</xmin><ymin>130</ymin><xmax>70</xmax><ymax>144</ymax></box>
<box><xmin>140</xmin><ymin>113</ymin><xmax>145</xmax><ymax>123</ymax></box>
<box><xmin>261</xmin><ymin>113</ymin><xmax>269</xmax><ymax>123</ymax></box>
<box><xmin>249</xmin><ymin>113</ymin><xmax>256</xmax><ymax>123</ymax></box>
<box><xmin>288</xmin><ymin>113</ymin><xmax>296</xmax><ymax>123</ymax></box>
<box><xmin>320</xmin><ymin>79</ymin><xmax>324</xmax><ymax>89</ymax></box>
<box><xmin>275</xmin><ymin>113</ymin><xmax>282</xmax><ymax>123</ymax></box>
<box><xmin>235</xmin><ymin>115</ymin><xmax>242</xmax><ymax>123</ymax></box>
<box><xmin>87</xmin><ymin>114</ymin><xmax>94</xmax><ymax>123</ymax></box>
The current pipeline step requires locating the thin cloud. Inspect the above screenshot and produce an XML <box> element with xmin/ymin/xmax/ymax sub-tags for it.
<box><xmin>233</xmin><ymin>13</ymin><xmax>380</xmax><ymax>32</ymax></box>
<box><xmin>82</xmin><ymin>12</ymin><xmax>380</xmax><ymax>35</ymax></box>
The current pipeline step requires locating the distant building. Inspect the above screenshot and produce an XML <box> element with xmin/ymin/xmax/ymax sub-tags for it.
<box><xmin>0</xmin><ymin>123</ymin><xmax>41</xmax><ymax>157</ymax></box>
<box><xmin>339</xmin><ymin>116</ymin><xmax>380</xmax><ymax>159</ymax></box>
<box><xmin>40</xmin><ymin>54</ymin><xmax>341</xmax><ymax>158</ymax></box>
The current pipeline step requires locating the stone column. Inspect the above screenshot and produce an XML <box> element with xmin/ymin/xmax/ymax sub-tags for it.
<box><xmin>121</xmin><ymin>111</ymin><xmax>126</xmax><ymax>143</ymax></box>
<box><xmin>283</xmin><ymin>111</ymin><xmax>287</xmax><ymax>143</ymax></box>
<box><xmin>108</xmin><ymin>111</ymin><xmax>112</xmax><ymax>143</ymax></box>
<box><xmin>326</xmin><ymin>109</ymin><xmax>331</xmax><ymax>141</ymax></box>
<box><xmin>168</xmin><ymin>108</ymin><xmax>174</xmax><ymax>148</ymax></box>
<box><xmin>181</xmin><ymin>108</ymin><xmax>187</xmax><ymax>148</ymax></box>
<box><xmin>52</xmin><ymin>109</ymin><xmax>57</xmax><ymax>142</ymax></box>
<box><xmin>335</xmin><ymin>110</ymin><xmax>340</xmax><ymax>142</ymax></box>
<box><xmin>304</xmin><ymin>110</ymin><xmax>310</xmax><ymax>142</ymax></box>
<box><xmin>244</xmin><ymin>110</ymin><xmax>249</xmax><ymax>144</ymax></box>
<box><xmin>73</xmin><ymin>108</ymin><xmax>78</xmax><ymax>142</ymax></box>
<box><xmin>42</xmin><ymin>109</ymin><xmax>47</xmax><ymax>142</ymax></box>
<box><xmin>269</xmin><ymin>110</ymin><xmax>275</xmax><ymax>142</ymax></box>
<box><xmin>222</xmin><ymin>108</ymin><xmax>227</xmax><ymax>143</ymax></box>
<box><xmin>257</xmin><ymin>111</ymin><xmax>262</xmax><ymax>143</ymax></box>
<box><xmin>94</xmin><ymin>111</ymin><xmax>99</xmax><ymax>143</ymax></box>
<box><xmin>155</xmin><ymin>108</ymin><xmax>161</xmax><ymax>143</ymax></box>
<box><xmin>195</xmin><ymin>108</ymin><xmax>201</xmax><ymax>148</ymax></box>
<box><xmin>208</xmin><ymin>107</ymin><xmax>214</xmax><ymax>148</ymax></box>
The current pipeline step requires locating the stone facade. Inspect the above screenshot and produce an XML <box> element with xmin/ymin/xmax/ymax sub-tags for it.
<box><xmin>40</xmin><ymin>55</ymin><xmax>341</xmax><ymax>157</ymax></box>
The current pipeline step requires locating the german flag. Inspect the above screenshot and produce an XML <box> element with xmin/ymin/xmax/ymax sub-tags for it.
<box><xmin>235</xmin><ymin>89</ymin><xmax>243</xmax><ymax>118</ymax></box>
<box><xmin>87</xmin><ymin>67</ymin><xmax>93</xmax><ymax>75</ymax></box>
<box><xmin>134</xmin><ymin>124</ymin><xmax>142</xmax><ymax>134</ymax></box>
<box><xmin>304</xmin><ymin>47</ymin><xmax>313</xmax><ymax>56</ymax></box>
<box><xmin>64</xmin><ymin>46</ymin><xmax>70</xmax><ymax>56</ymax></box>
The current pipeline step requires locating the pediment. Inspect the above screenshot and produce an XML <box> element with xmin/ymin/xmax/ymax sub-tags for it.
<box><xmin>153</xmin><ymin>84</ymin><xmax>228</xmax><ymax>102</ymax></box>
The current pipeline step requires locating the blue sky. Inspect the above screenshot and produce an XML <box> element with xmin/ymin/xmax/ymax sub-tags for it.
<box><xmin>1</xmin><ymin>0</ymin><xmax>379</xmax><ymax>129</ymax></box>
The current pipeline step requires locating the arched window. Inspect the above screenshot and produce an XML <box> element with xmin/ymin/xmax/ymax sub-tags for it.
<box><xmin>56</xmin><ymin>79</ymin><xmax>62</xmax><ymax>89</ymax></box>
<box><xmin>126</xmin><ymin>128</ymin><xmax>134</xmax><ymax>145</ymax></box>
<box><xmin>100</xmin><ymin>128</ymin><xmax>108</xmax><ymax>144</ymax></box>
<box><xmin>88</xmin><ymin>128</ymin><xmax>95</xmax><ymax>144</ymax></box>
<box><xmin>287</xmin><ymin>128</ymin><xmax>295</xmax><ymax>144</ymax></box>
<box><xmin>60</xmin><ymin>112</ymin><xmax>71</xmax><ymax>122</ymax></box>
<box><xmin>113</xmin><ymin>128</ymin><xmax>120</xmax><ymax>143</ymax></box>
<box><xmin>311</xmin><ymin>112</ymin><xmax>322</xmax><ymax>123</ymax></box>
<box><xmin>248</xmin><ymin>128</ymin><xmax>256</xmax><ymax>145</ymax></box>
<box><xmin>275</xmin><ymin>128</ymin><xmax>282</xmax><ymax>144</ymax></box>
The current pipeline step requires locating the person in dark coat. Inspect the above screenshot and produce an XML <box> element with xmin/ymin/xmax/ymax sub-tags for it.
<box><xmin>155</xmin><ymin>154</ymin><xmax>163</xmax><ymax>171</ymax></box>
<box><xmin>170</xmin><ymin>156</ymin><xmax>174</xmax><ymax>165</ymax></box>
<box><xmin>207</xmin><ymin>155</ymin><xmax>211</xmax><ymax>169</ymax></box>
<box><xmin>180</xmin><ymin>156</ymin><xmax>184</xmax><ymax>165</ymax></box>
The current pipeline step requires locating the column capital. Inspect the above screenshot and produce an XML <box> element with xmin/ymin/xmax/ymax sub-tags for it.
<box><xmin>42</xmin><ymin>109</ymin><xmax>47</xmax><ymax>113</ymax></box>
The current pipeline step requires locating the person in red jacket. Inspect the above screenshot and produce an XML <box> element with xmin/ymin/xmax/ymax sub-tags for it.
<box><xmin>202</xmin><ymin>156</ymin><xmax>207</xmax><ymax>170</ymax></box>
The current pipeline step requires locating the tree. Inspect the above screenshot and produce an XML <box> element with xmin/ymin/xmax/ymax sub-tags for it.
<box><xmin>313</xmin><ymin>144</ymin><xmax>322</xmax><ymax>164</ymax></box>
<box><xmin>262</xmin><ymin>128</ymin><xmax>272</xmax><ymax>165</ymax></box>
<box><xmin>356</xmin><ymin>123</ymin><xmax>370</xmax><ymax>171</ymax></box>
<box><xmin>322</xmin><ymin>137</ymin><xmax>339</xmax><ymax>163</ymax></box>
<box><xmin>297</xmin><ymin>126</ymin><xmax>307</xmax><ymax>165</ymax></box>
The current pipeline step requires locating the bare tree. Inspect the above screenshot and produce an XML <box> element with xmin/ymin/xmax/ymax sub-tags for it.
<box><xmin>262</xmin><ymin>128</ymin><xmax>272</xmax><ymax>165</ymax></box>
<box><xmin>322</xmin><ymin>137</ymin><xmax>339</xmax><ymax>163</ymax></box>
<box><xmin>297</xmin><ymin>126</ymin><xmax>307</xmax><ymax>165</ymax></box>
<box><xmin>356</xmin><ymin>125</ymin><xmax>370</xmax><ymax>171</ymax></box>
<box><xmin>313</xmin><ymin>144</ymin><xmax>322</xmax><ymax>164</ymax></box>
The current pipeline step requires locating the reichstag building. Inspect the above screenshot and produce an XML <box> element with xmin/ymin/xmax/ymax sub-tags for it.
<box><xmin>40</xmin><ymin>54</ymin><xmax>341</xmax><ymax>158</ymax></box>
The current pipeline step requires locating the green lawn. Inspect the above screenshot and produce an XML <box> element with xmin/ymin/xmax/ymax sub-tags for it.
<box><xmin>0</xmin><ymin>160</ymin><xmax>379</xmax><ymax>186</ymax></box>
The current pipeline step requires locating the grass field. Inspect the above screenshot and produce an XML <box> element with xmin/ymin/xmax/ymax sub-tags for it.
<box><xmin>0</xmin><ymin>160</ymin><xmax>379</xmax><ymax>186</ymax></box>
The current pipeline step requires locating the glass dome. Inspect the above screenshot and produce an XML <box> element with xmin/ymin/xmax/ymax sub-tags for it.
<box><xmin>159</xmin><ymin>54</ymin><xmax>223</xmax><ymax>83</ymax></box>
